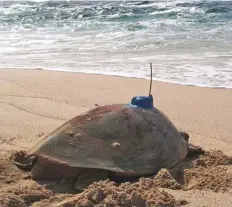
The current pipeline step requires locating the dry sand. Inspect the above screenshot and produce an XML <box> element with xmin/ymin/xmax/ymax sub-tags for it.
<box><xmin>0</xmin><ymin>68</ymin><xmax>232</xmax><ymax>206</ymax></box>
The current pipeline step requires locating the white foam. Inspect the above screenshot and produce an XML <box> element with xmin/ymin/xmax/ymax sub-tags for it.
<box><xmin>1</xmin><ymin>0</ymin><xmax>232</xmax><ymax>88</ymax></box>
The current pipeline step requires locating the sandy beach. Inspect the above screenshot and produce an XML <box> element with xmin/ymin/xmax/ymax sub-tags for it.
<box><xmin>0</xmin><ymin>68</ymin><xmax>232</xmax><ymax>207</ymax></box>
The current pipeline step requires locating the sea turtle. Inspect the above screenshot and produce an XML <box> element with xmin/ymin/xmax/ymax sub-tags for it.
<box><xmin>11</xmin><ymin>104</ymin><xmax>203</xmax><ymax>190</ymax></box>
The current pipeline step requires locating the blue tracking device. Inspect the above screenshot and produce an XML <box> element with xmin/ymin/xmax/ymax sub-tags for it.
<box><xmin>130</xmin><ymin>95</ymin><xmax>154</xmax><ymax>109</ymax></box>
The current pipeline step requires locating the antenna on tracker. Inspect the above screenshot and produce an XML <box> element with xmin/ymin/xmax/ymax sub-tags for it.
<box><xmin>149</xmin><ymin>63</ymin><xmax>153</xmax><ymax>97</ymax></box>
<box><xmin>129</xmin><ymin>63</ymin><xmax>154</xmax><ymax>109</ymax></box>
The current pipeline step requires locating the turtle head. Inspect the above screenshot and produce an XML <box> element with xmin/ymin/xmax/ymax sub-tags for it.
<box><xmin>179</xmin><ymin>131</ymin><xmax>189</xmax><ymax>142</ymax></box>
<box><xmin>10</xmin><ymin>150</ymin><xmax>37</xmax><ymax>171</ymax></box>
<box><xmin>179</xmin><ymin>131</ymin><xmax>205</xmax><ymax>158</ymax></box>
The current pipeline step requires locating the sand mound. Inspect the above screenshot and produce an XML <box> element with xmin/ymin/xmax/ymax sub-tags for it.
<box><xmin>148</xmin><ymin>150</ymin><xmax>232</xmax><ymax>193</ymax></box>
<box><xmin>184</xmin><ymin>166</ymin><xmax>232</xmax><ymax>192</ymax></box>
<box><xmin>52</xmin><ymin>179</ymin><xmax>185</xmax><ymax>207</ymax></box>
<box><xmin>32</xmin><ymin>194</ymin><xmax>74</xmax><ymax>207</ymax></box>
<box><xmin>0</xmin><ymin>193</ymin><xmax>26</xmax><ymax>207</ymax></box>
<box><xmin>194</xmin><ymin>150</ymin><xmax>232</xmax><ymax>167</ymax></box>
<box><xmin>0</xmin><ymin>157</ymin><xmax>52</xmax><ymax>206</ymax></box>
<box><xmin>153</xmin><ymin>169</ymin><xmax>183</xmax><ymax>190</ymax></box>
<box><xmin>153</xmin><ymin>150</ymin><xmax>232</xmax><ymax>193</ymax></box>
<box><xmin>0</xmin><ymin>180</ymin><xmax>52</xmax><ymax>206</ymax></box>
<box><xmin>0</xmin><ymin>157</ymin><xmax>25</xmax><ymax>185</ymax></box>
<box><xmin>175</xmin><ymin>150</ymin><xmax>232</xmax><ymax>192</ymax></box>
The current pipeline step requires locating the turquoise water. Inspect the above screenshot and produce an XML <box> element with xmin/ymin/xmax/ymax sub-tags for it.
<box><xmin>1</xmin><ymin>0</ymin><xmax>232</xmax><ymax>88</ymax></box>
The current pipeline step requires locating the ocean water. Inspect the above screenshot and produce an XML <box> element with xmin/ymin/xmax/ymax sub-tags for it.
<box><xmin>1</xmin><ymin>0</ymin><xmax>232</xmax><ymax>88</ymax></box>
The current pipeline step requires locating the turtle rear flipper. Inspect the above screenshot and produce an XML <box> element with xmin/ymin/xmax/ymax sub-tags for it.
<box><xmin>10</xmin><ymin>151</ymin><xmax>36</xmax><ymax>171</ymax></box>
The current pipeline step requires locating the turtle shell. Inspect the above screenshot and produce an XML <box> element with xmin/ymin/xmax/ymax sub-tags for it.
<box><xmin>27</xmin><ymin>104</ymin><xmax>188</xmax><ymax>176</ymax></box>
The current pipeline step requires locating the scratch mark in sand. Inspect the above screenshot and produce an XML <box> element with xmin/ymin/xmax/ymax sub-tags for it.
<box><xmin>0</xmin><ymin>79</ymin><xmax>90</xmax><ymax>108</ymax></box>
<box><xmin>0</xmin><ymin>93</ymin><xmax>88</xmax><ymax>108</ymax></box>
<box><xmin>0</xmin><ymin>93</ymin><xmax>51</xmax><ymax>100</ymax></box>
<box><xmin>0</xmin><ymin>78</ymin><xmax>29</xmax><ymax>90</ymax></box>
<box><xmin>0</xmin><ymin>101</ymin><xmax>66</xmax><ymax>121</ymax></box>
<box><xmin>0</xmin><ymin>137</ymin><xmax>26</xmax><ymax>149</ymax></box>
<box><xmin>187</xmin><ymin>129</ymin><xmax>232</xmax><ymax>145</ymax></box>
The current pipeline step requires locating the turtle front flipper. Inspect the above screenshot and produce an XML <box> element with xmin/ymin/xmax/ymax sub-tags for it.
<box><xmin>10</xmin><ymin>151</ymin><xmax>36</xmax><ymax>171</ymax></box>
<box><xmin>187</xmin><ymin>144</ymin><xmax>205</xmax><ymax>158</ymax></box>
<box><xmin>75</xmin><ymin>169</ymin><xmax>109</xmax><ymax>191</ymax></box>
<box><xmin>179</xmin><ymin>132</ymin><xmax>205</xmax><ymax>158</ymax></box>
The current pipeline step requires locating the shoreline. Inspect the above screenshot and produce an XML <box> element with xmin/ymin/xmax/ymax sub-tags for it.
<box><xmin>1</xmin><ymin>67</ymin><xmax>232</xmax><ymax>90</ymax></box>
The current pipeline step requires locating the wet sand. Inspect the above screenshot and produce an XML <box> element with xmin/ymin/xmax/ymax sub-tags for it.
<box><xmin>0</xmin><ymin>68</ymin><xmax>232</xmax><ymax>206</ymax></box>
